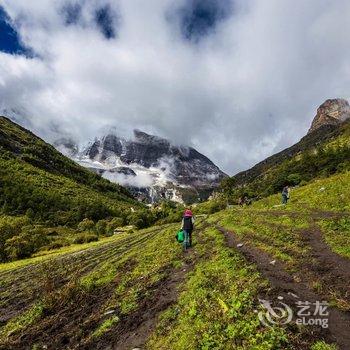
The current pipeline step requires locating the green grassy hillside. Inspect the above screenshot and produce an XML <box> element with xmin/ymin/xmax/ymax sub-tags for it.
<box><xmin>0</xmin><ymin>116</ymin><xmax>132</xmax><ymax>197</ymax></box>
<box><xmin>1</xmin><ymin>169</ymin><xmax>349</xmax><ymax>349</ymax></box>
<box><xmin>221</xmin><ymin>120</ymin><xmax>350</xmax><ymax>202</ymax></box>
<box><xmin>0</xmin><ymin>117</ymin><xmax>145</xmax><ymax>261</ymax></box>
<box><xmin>253</xmin><ymin>170</ymin><xmax>350</xmax><ymax>213</ymax></box>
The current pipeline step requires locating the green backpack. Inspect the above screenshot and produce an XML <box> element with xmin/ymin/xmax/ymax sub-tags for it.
<box><xmin>176</xmin><ymin>230</ymin><xmax>184</xmax><ymax>243</ymax></box>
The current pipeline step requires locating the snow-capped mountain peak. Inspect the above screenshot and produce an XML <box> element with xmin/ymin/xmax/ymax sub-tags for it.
<box><xmin>55</xmin><ymin>130</ymin><xmax>227</xmax><ymax>203</ymax></box>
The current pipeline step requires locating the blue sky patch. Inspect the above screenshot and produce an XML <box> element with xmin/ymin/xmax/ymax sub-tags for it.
<box><xmin>179</xmin><ymin>0</ymin><xmax>233</xmax><ymax>42</ymax></box>
<box><xmin>0</xmin><ymin>6</ymin><xmax>29</xmax><ymax>55</ymax></box>
<box><xmin>95</xmin><ymin>5</ymin><xmax>116</xmax><ymax>39</ymax></box>
<box><xmin>63</xmin><ymin>2</ymin><xmax>82</xmax><ymax>25</ymax></box>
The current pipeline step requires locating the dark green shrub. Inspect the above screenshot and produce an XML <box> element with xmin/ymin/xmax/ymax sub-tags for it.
<box><xmin>208</xmin><ymin>201</ymin><xmax>226</xmax><ymax>214</ymax></box>
<box><xmin>95</xmin><ymin>219</ymin><xmax>108</xmax><ymax>235</ymax></box>
<box><xmin>106</xmin><ymin>217</ymin><xmax>125</xmax><ymax>234</ymax></box>
<box><xmin>128</xmin><ymin>210</ymin><xmax>156</xmax><ymax>229</ymax></box>
<box><xmin>4</xmin><ymin>236</ymin><xmax>32</xmax><ymax>260</ymax></box>
<box><xmin>287</xmin><ymin>173</ymin><xmax>302</xmax><ymax>185</ymax></box>
<box><xmin>77</xmin><ymin>218</ymin><xmax>95</xmax><ymax>232</ymax></box>
<box><xmin>156</xmin><ymin>209</ymin><xmax>184</xmax><ymax>225</ymax></box>
<box><xmin>44</xmin><ymin>239</ymin><xmax>69</xmax><ymax>250</ymax></box>
<box><xmin>73</xmin><ymin>233</ymin><xmax>99</xmax><ymax>244</ymax></box>
<box><xmin>25</xmin><ymin>208</ymin><xmax>35</xmax><ymax>220</ymax></box>
<box><xmin>6</xmin><ymin>226</ymin><xmax>50</xmax><ymax>259</ymax></box>
<box><xmin>0</xmin><ymin>217</ymin><xmax>40</xmax><ymax>261</ymax></box>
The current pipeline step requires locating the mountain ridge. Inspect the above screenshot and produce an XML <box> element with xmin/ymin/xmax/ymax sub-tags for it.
<box><xmin>56</xmin><ymin>129</ymin><xmax>228</xmax><ymax>203</ymax></box>
<box><xmin>220</xmin><ymin>99</ymin><xmax>350</xmax><ymax>201</ymax></box>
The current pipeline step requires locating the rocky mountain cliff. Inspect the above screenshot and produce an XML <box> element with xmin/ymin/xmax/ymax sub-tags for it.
<box><xmin>55</xmin><ymin>130</ymin><xmax>227</xmax><ymax>203</ymax></box>
<box><xmin>308</xmin><ymin>98</ymin><xmax>350</xmax><ymax>134</ymax></box>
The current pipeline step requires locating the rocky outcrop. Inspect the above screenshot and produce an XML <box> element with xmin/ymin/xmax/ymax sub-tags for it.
<box><xmin>308</xmin><ymin>98</ymin><xmax>350</xmax><ymax>134</ymax></box>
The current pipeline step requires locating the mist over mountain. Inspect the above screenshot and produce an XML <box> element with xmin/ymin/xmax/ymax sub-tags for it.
<box><xmin>55</xmin><ymin>129</ymin><xmax>227</xmax><ymax>203</ymax></box>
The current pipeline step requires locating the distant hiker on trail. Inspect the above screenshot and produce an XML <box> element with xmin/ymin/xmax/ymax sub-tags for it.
<box><xmin>282</xmin><ymin>186</ymin><xmax>290</xmax><ymax>204</ymax></box>
<box><xmin>181</xmin><ymin>209</ymin><xmax>195</xmax><ymax>250</ymax></box>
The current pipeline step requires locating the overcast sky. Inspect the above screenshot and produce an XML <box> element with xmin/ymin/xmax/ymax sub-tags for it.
<box><xmin>1</xmin><ymin>0</ymin><xmax>350</xmax><ymax>175</ymax></box>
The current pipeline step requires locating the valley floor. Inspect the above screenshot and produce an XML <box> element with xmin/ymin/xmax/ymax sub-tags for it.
<box><xmin>1</xmin><ymin>205</ymin><xmax>349</xmax><ymax>349</ymax></box>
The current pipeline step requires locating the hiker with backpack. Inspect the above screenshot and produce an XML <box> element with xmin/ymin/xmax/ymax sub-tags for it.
<box><xmin>180</xmin><ymin>209</ymin><xmax>195</xmax><ymax>250</ymax></box>
<box><xmin>282</xmin><ymin>185</ymin><xmax>290</xmax><ymax>204</ymax></box>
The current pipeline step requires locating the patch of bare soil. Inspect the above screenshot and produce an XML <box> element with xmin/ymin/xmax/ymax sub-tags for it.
<box><xmin>300</xmin><ymin>227</ymin><xmax>350</xmax><ymax>305</ymax></box>
<box><xmin>0</xmin><ymin>259</ymin><xmax>138</xmax><ymax>350</ymax></box>
<box><xmin>90</xmin><ymin>223</ymin><xmax>210</xmax><ymax>350</ymax></box>
<box><xmin>217</xmin><ymin>226</ymin><xmax>350</xmax><ymax>350</ymax></box>
<box><xmin>1</xmin><ymin>279</ymin><xmax>115</xmax><ymax>350</ymax></box>
<box><xmin>90</xmin><ymin>253</ymin><xmax>195</xmax><ymax>350</ymax></box>
<box><xmin>310</xmin><ymin>210</ymin><xmax>350</xmax><ymax>220</ymax></box>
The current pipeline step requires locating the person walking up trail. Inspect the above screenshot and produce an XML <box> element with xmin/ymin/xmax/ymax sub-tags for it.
<box><xmin>181</xmin><ymin>209</ymin><xmax>195</xmax><ymax>250</ymax></box>
<box><xmin>282</xmin><ymin>185</ymin><xmax>290</xmax><ymax>205</ymax></box>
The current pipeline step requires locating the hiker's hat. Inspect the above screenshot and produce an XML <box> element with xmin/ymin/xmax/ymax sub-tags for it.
<box><xmin>184</xmin><ymin>209</ymin><xmax>193</xmax><ymax>217</ymax></box>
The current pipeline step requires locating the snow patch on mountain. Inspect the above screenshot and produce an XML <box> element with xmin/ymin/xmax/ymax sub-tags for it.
<box><xmin>55</xmin><ymin>129</ymin><xmax>227</xmax><ymax>203</ymax></box>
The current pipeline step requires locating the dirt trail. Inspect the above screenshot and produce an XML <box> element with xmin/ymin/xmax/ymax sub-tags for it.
<box><xmin>117</xmin><ymin>258</ymin><xmax>192</xmax><ymax>350</ymax></box>
<box><xmin>217</xmin><ymin>226</ymin><xmax>350</xmax><ymax>350</ymax></box>
<box><xmin>89</xmin><ymin>252</ymin><xmax>195</xmax><ymax>350</ymax></box>
<box><xmin>90</xmin><ymin>220</ymin><xmax>210</xmax><ymax>349</ymax></box>
<box><xmin>300</xmin><ymin>227</ymin><xmax>350</xmax><ymax>303</ymax></box>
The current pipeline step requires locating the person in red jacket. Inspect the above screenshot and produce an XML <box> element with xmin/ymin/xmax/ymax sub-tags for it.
<box><xmin>181</xmin><ymin>209</ymin><xmax>195</xmax><ymax>249</ymax></box>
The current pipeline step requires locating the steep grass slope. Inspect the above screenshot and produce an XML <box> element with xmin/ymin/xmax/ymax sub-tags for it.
<box><xmin>0</xmin><ymin>116</ymin><xmax>132</xmax><ymax>197</ymax></box>
<box><xmin>1</xmin><ymin>173</ymin><xmax>349</xmax><ymax>349</ymax></box>
<box><xmin>0</xmin><ymin>116</ymin><xmax>142</xmax><ymax>261</ymax></box>
<box><xmin>253</xmin><ymin>170</ymin><xmax>350</xmax><ymax>213</ymax></box>
<box><xmin>0</xmin><ymin>116</ymin><xmax>135</xmax><ymax>219</ymax></box>
<box><xmin>222</xmin><ymin>120</ymin><xmax>350</xmax><ymax>201</ymax></box>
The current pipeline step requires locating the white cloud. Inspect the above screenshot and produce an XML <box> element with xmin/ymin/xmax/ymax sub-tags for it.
<box><xmin>103</xmin><ymin>170</ymin><xmax>154</xmax><ymax>188</ymax></box>
<box><xmin>1</xmin><ymin>0</ymin><xmax>350</xmax><ymax>174</ymax></box>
